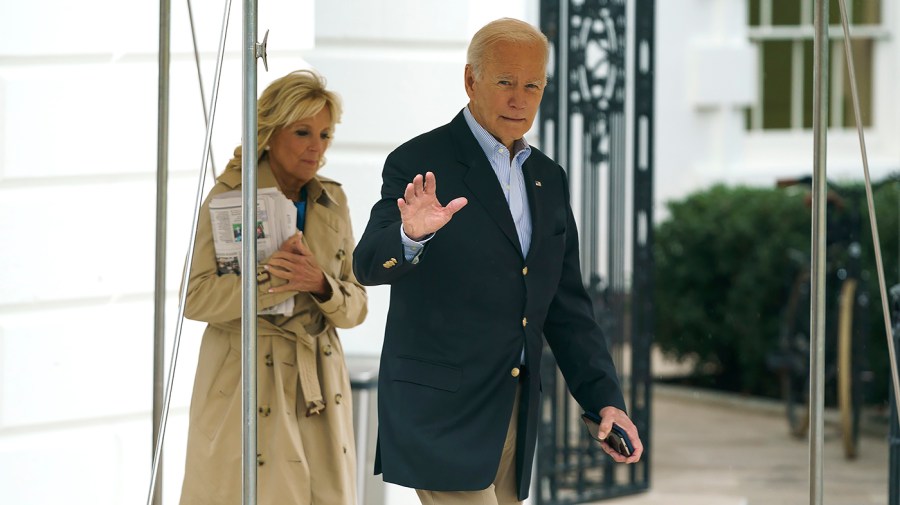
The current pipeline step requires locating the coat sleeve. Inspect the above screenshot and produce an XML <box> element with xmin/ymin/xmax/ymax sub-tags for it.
<box><xmin>542</xmin><ymin>168</ymin><xmax>627</xmax><ymax>415</ymax></box>
<box><xmin>353</xmin><ymin>151</ymin><xmax>422</xmax><ymax>286</ymax></box>
<box><xmin>183</xmin><ymin>186</ymin><xmax>295</xmax><ymax>324</ymax></box>
<box><xmin>311</xmin><ymin>186</ymin><xmax>368</xmax><ymax>329</ymax></box>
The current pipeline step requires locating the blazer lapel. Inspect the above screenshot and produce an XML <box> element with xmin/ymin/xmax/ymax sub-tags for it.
<box><xmin>521</xmin><ymin>159</ymin><xmax>543</xmax><ymax>261</ymax></box>
<box><xmin>449</xmin><ymin>112</ymin><xmax>522</xmax><ymax>256</ymax></box>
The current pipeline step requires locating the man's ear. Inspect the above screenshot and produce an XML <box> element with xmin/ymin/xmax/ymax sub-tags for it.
<box><xmin>464</xmin><ymin>64</ymin><xmax>476</xmax><ymax>98</ymax></box>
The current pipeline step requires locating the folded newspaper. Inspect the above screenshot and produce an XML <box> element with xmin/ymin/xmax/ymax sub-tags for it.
<box><xmin>209</xmin><ymin>187</ymin><xmax>296</xmax><ymax>316</ymax></box>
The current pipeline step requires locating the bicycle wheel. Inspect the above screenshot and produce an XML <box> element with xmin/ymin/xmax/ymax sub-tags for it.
<box><xmin>780</xmin><ymin>270</ymin><xmax>811</xmax><ymax>438</ymax></box>
<box><xmin>785</xmin><ymin>362</ymin><xmax>810</xmax><ymax>438</ymax></box>
<box><xmin>837</xmin><ymin>278</ymin><xmax>860</xmax><ymax>459</ymax></box>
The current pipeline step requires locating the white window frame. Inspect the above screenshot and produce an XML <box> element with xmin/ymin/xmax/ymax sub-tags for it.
<box><xmin>747</xmin><ymin>0</ymin><xmax>890</xmax><ymax>131</ymax></box>
<box><xmin>740</xmin><ymin>0</ymin><xmax>898</xmax><ymax>182</ymax></box>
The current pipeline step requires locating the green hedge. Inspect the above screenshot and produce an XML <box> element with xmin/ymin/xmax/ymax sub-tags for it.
<box><xmin>653</xmin><ymin>181</ymin><xmax>899</xmax><ymax>404</ymax></box>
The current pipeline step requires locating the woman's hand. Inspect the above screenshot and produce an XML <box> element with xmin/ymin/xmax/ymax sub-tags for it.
<box><xmin>265</xmin><ymin>232</ymin><xmax>331</xmax><ymax>298</ymax></box>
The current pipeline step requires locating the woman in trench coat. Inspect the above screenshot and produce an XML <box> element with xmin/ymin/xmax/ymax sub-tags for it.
<box><xmin>179</xmin><ymin>69</ymin><xmax>367</xmax><ymax>505</ymax></box>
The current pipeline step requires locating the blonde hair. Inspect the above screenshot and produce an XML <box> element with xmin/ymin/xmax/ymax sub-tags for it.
<box><xmin>467</xmin><ymin>18</ymin><xmax>549</xmax><ymax>80</ymax></box>
<box><xmin>224</xmin><ymin>69</ymin><xmax>343</xmax><ymax>172</ymax></box>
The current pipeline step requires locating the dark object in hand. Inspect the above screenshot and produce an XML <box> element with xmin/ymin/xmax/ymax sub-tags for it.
<box><xmin>581</xmin><ymin>411</ymin><xmax>633</xmax><ymax>457</ymax></box>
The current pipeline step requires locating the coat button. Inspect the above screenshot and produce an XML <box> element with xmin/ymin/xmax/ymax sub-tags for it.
<box><xmin>258</xmin><ymin>406</ymin><xmax>271</xmax><ymax>417</ymax></box>
<box><xmin>335</xmin><ymin>393</ymin><xmax>343</xmax><ymax>404</ymax></box>
<box><xmin>511</xmin><ymin>367</ymin><xmax>521</xmax><ymax>378</ymax></box>
<box><xmin>522</xmin><ymin>266</ymin><xmax>528</xmax><ymax>275</ymax></box>
<box><xmin>265</xmin><ymin>354</ymin><xmax>274</xmax><ymax>367</ymax></box>
<box><xmin>322</xmin><ymin>343</ymin><xmax>333</xmax><ymax>356</ymax></box>
<box><xmin>522</xmin><ymin>317</ymin><xmax>528</xmax><ymax>328</ymax></box>
<box><xmin>257</xmin><ymin>453</ymin><xmax>265</xmax><ymax>466</ymax></box>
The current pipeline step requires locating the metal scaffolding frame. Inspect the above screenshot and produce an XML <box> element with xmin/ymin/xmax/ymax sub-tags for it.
<box><xmin>148</xmin><ymin>0</ymin><xmax>262</xmax><ymax>503</ymax></box>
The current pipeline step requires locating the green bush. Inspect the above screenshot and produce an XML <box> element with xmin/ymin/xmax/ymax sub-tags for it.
<box><xmin>856</xmin><ymin>180</ymin><xmax>900</xmax><ymax>404</ymax></box>
<box><xmin>653</xmin><ymin>180</ymin><xmax>900</xmax><ymax>404</ymax></box>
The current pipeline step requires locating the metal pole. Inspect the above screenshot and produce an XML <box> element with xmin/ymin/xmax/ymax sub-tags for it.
<box><xmin>834</xmin><ymin>0</ymin><xmax>900</xmax><ymax>499</ymax></box>
<box><xmin>809</xmin><ymin>1</ymin><xmax>829</xmax><ymax>505</ymax></box>
<box><xmin>891</xmin><ymin>318</ymin><xmax>899</xmax><ymax>505</ymax></box>
<box><xmin>186</xmin><ymin>0</ymin><xmax>218</xmax><ymax>181</ymax></box>
<box><xmin>836</xmin><ymin>0</ymin><xmax>900</xmax><ymax>429</ymax></box>
<box><xmin>152</xmin><ymin>0</ymin><xmax>171</xmax><ymax>503</ymax></box>
<box><xmin>145</xmin><ymin>1</ymin><xmax>232</xmax><ymax>503</ymax></box>
<box><xmin>557</xmin><ymin>0</ymin><xmax>569</xmax><ymax>171</ymax></box>
<box><xmin>241</xmin><ymin>0</ymin><xmax>260</xmax><ymax>503</ymax></box>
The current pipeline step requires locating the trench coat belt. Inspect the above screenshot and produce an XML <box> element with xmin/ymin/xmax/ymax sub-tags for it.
<box><xmin>214</xmin><ymin>316</ymin><xmax>330</xmax><ymax>417</ymax></box>
<box><xmin>295</xmin><ymin>319</ymin><xmax>328</xmax><ymax>416</ymax></box>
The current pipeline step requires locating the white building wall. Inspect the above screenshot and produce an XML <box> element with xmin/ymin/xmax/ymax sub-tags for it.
<box><xmin>1</xmin><ymin>0</ymin><xmax>898</xmax><ymax>504</ymax></box>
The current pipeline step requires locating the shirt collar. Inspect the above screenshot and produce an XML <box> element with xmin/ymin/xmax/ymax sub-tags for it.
<box><xmin>462</xmin><ymin>106</ymin><xmax>531</xmax><ymax>161</ymax></box>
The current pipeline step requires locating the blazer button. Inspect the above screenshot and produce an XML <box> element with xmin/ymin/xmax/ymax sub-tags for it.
<box><xmin>522</xmin><ymin>317</ymin><xmax>528</xmax><ymax>328</ymax></box>
<box><xmin>522</xmin><ymin>266</ymin><xmax>528</xmax><ymax>276</ymax></box>
<box><xmin>511</xmin><ymin>367</ymin><xmax>521</xmax><ymax>378</ymax></box>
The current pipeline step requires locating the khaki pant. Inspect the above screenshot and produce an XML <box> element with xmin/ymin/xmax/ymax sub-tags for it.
<box><xmin>416</xmin><ymin>386</ymin><xmax>522</xmax><ymax>505</ymax></box>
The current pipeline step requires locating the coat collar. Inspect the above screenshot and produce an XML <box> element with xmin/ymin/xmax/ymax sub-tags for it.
<box><xmin>216</xmin><ymin>158</ymin><xmax>340</xmax><ymax>207</ymax></box>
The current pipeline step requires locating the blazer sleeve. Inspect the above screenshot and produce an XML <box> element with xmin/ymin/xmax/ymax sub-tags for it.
<box><xmin>353</xmin><ymin>151</ymin><xmax>423</xmax><ymax>286</ymax></box>
<box><xmin>542</xmin><ymin>168</ymin><xmax>627</xmax><ymax>415</ymax></box>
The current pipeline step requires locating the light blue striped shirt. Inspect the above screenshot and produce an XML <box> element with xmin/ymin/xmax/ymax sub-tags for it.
<box><xmin>462</xmin><ymin>106</ymin><xmax>533</xmax><ymax>256</ymax></box>
<box><xmin>401</xmin><ymin>107</ymin><xmax>533</xmax><ymax>259</ymax></box>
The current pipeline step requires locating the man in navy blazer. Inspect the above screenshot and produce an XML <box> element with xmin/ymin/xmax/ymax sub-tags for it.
<box><xmin>353</xmin><ymin>17</ymin><xmax>643</xmax><ymax>505</ymax></box>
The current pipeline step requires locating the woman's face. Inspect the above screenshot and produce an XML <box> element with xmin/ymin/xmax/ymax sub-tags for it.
<box><xmin>267</xmin><ymin>107</ymin><xmax>333</xmax><ymax>189</ymax></box>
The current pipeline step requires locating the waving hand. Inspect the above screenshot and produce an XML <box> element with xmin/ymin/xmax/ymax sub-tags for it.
<box><xmin>398</xmin><ymin>171</ymin><xmax>468</xmax><ymax>240</ymax></box>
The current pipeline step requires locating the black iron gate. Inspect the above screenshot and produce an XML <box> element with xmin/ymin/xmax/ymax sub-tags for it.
<box><xmin>536</xmin><ymin>1</ymin><xmax>654</xmax><ymax>503</ymax></box>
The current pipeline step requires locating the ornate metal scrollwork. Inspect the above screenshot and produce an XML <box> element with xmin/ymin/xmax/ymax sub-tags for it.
<box><xmin>537</xmin><ymin>1</ymin><xmax>654</xmax><ymax>503</ymax></box>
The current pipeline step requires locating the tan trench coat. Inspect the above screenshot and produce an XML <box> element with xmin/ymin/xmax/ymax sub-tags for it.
<box><xmin>179</xmin><ymin>161</ymin><xmax>367</xmax><ymax>505</ymax></box>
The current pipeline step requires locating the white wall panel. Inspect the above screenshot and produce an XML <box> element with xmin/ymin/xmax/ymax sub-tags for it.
<box><xmin>0</xmin><ymin>64</ymin><xmax>157</xmax><ymax>179</ymax></box>
<box><xmin>0</xmin><ymin>303</ymin><xmax>156</xmax><ymax>427</ymax></box>
<box><xmin>0</xmin><ymin>414</ymin><xmax>191</xmax><ymax>505</ymax></box>
<box><xmin>305</xmin><ymin>51</ymin><xmax>468</xmax><ymax>147</ymax></box>
<box><xmin>0</xmin><ymin>181</ymin><xmax>156</xmax><ymax>305</ymax></box>
<box><xmin>0</xmin><ymin>428</ymin><xmax>119</xmax><ymax>503</ymax></box>
<box><xmin>0</xmin><ymin>1</ymin><xmax>157</xmax><ymax>57</ymax></box>
<box><xmin>0</xmin><ymin>78</ymin><xmax>7</xmax><ymax>178</ymax></box>
<box><xmin>315</xmin><ymin>0</ymin><xmax>469</xmax><ymax>43</ymax></box>
<box><xmin>0</xmin><ymin>1</ymin><xmax>312</xmax><ymax>57</ymax></box>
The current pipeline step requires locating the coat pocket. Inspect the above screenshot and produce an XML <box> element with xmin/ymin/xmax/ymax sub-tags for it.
<box><xmin>392</xmin><ymin>355</ymin><xmax>461</xmax><ymax>392</ymax></box>
<box><xmin>198</xmin><ymin>346</ymin><xmax>241</xmax><ymax>440</ymax></box>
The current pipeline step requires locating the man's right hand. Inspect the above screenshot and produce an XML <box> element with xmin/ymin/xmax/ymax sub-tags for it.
<box><xmin>398</xmin><ymin>171</ymin><xmax>468</xmax><ymax>240</ymax></box>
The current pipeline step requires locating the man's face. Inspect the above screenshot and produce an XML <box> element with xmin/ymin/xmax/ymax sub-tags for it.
<box><xmin>465</xmin><ymin>40</ymin><xmax>546</xmax><ymax>150</ymax></box>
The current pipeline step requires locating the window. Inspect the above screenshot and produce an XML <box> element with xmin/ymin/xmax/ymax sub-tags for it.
<box><xmin>746</xmin><ymin>0</ymin><xmax>888</xmax><ymax>130</ymax></box>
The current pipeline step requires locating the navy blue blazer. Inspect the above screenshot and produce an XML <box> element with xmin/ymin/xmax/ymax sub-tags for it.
<box><xmin>353</xmin><ymin>109</ymin><xmax>625</xmax><ymax>500</ymax></box>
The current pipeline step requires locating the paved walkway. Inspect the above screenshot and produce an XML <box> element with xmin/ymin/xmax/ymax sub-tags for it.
<box><xmin>594</xmin><ymin>385</ymin><xmax>892</xmax><ymax>505</ymax></box>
